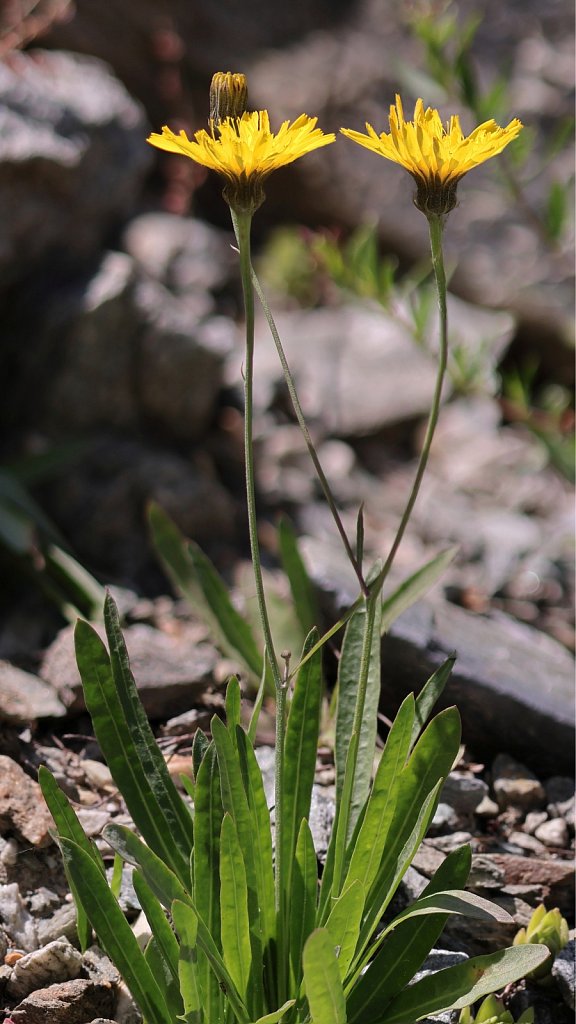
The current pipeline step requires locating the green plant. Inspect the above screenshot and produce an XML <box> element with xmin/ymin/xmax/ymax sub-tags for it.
<box><xmin>459</xmin><ymin>993</ymin><xmax>534</xmax><ymax>1023</ymax></box>
<box><xmin>513</xmin><ymin>905</ymin><xmax>570</xmax><ymax>981</ymax></box>
<box><xmin>39</xmin><ymin>73</ymin><xmax>550</xmax><ymax>1023</ymax></box>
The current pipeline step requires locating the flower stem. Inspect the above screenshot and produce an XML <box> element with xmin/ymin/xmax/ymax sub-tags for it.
<box><xmin>251</xmin><ymin>268</ymin><xmax>369</xmax><ymax>598</ymax></box>
<box><xmin>333</xmin><ymin>214</ymin><xmax>449</xmax><ymax>890</ymax></box>
<box><xmin>371</xmin><ymin>212</ymin><xmax>448</xmax><ymax>598</ymax></box>
<box><xmin>230</xmin><ymin>211</ymin><xmax>287</xmax><ymax>966</ymax></box>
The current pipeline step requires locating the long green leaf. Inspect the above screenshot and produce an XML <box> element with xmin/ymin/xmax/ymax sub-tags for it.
<box><xmin>343</xmin><ymin>693</ymin><xmax>415</xmax><ymax>898</ymax></box>
<box><xmin>278</xmin><ymin>517</ymin><xmax>319</xmax><ymax>634</ymax></box>
<box><xmin>325</xmin><ymin>880</ymin><xmax>365</xmax><ymax>980</ymax></box>
<box><xmin>172</xmin><ymin>899</ymin><xmax>251</xmax><ymax>1024</ymax></box>
<box><xmin>58</xmin><ymin>838</ymin><xmax>172</xmax><ymax>1024</ymax></box>
<box><xmin>172</xmin><ymin>899</ymin><xmax>202</xmax><ymax>1024</ymax></box>
<box><xmin>378</xmin><ymin>945</ymin><xmax>551</xmax><ymax>1023</ymax></box>
<box><xmin>380</xmin><ymin>546</ymin><xmax>459</xmax><ymax>633</ymax></box>
<box><xmin>251</xmin><ymin>1001</ymin><xmax>296</xmax><ymax>1024</ymax></box>
<box><xmin>411</xmin><ymin>656</ymin><xmax>455</xmax><ymax>749</ymax></box>
<box><xmin>74</xmin><ymin>599</ymin><xmax>192</xmax><ymax>884</ymax></box>
<box><xmin>103</xmin><ymin>823</ymin><xmax>189</xmax><ymax>910</ymax></box>
<box><xmin>236</xmin><ymin>727</ymin><xmax>276</xmax><ymax>947</ymax></box>
<box><xmin>303</xmin><ymin>929</ymin><xmax>347</xmax><ymax>1024</ymax></box>
<box><xmin>132</xmin><ymin>870</ymin><xmax>181</xmax><ymax>987</ymax></box>
<box><xmin>148</xmin><ymin>503</ymin><xmax>264</xmax><ymax>683</ymax></box>
<box><xmin>346</xmin><ymin>845</ymin><xmax>471</xmax><ymax>1021</ymax></box>
<box><xmin>335</xmin><ymin>597</ymin><xmax>382</xmax><ymax>839</ymax></box>
<box><xmin>144</xmin><ymin>937</ymin><xmax>183</xmax><ymax>1022</ymax></box>
<box><xmin>382</xmin><ymin>888</ymin><xmax>512</xmax><ymax>938</ymax></box>
<box><xmin>220</xmin><ymin>813</ymin><xmax>252</xmax><ymax>1005</ymax></box>
<box><xmin>193</xmin><ymin>742</ymin><xmax>223</xmax><ymax>1019</ymax></box>
<box><xmin>283</xmin><ymin>630</ymin><xmax>323</xmax><ymax>905</ymax></box>
<box><xmin>289</xmin><ymin>819</ymin><xmax>318</xmax><ymax>990</ymax></box>
<box><xmin>357</xmin><ymin>707</ymin><xmax>461</xmax><ymax>956</ymax></box>
<box><xmin>39</xmin><ymin>766</ymin><xmax>104</xmax><ymax>951</ymax></box>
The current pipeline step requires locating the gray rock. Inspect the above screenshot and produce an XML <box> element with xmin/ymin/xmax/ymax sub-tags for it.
<box><xmin>6</xmin><ymin>938</ymin><xmax>83</xmax><ymax>1001</ymax></box>
<box><xmin>440</xmin><ymin>771</ymin><xmax>489</xmax><ymax>816</ymax></box>
<box><xmin>41</xmin><ymin>620</ymin><xmax>219</xmax><ymax>718</ymax></box>
<box><xmin>0</xmin><ymin>883</ymin><xmax>38</xmax><ymax>951</ymax></box>
<box><xmin>492</xmin><ymin>754</ymin><xmax>547</xmax><ymax>812</ymax></box>
<box><xmin>429</xmin><ymin>803</ymin><xmax>462</xmax><ymax>836</ymax></box>
<box><xmin>552</xmin><ymin>940</ymin><xmax>576</xmax><ymax>1010</ymax></box>
<box><xmin>524</xmin><ymin>810</ymin><xmax>549</xmax><ymax>834</ymax></box>
<box><xmin>0</xmin><ymin>50</ymin><xmax>150</xmax><ymax>288</ymax></box>
<box><xmin>232</xmin><ymin>298</ymin><xmax>513</xmax><ymax>437</ymax></box>
<box><xmin>380</xmin><ymin>600</ymin><xmax>575</xmax><ymax>777</ymax></box>
<box><xmin>35</xmin><ymin>904</ymin><xmax>78</xmax><ymax>948</ymax></box>
<box><xmin>0</xmin><ymin>662</ymin><xmax>66</xmax><ymax>724</ymax></box>
<box><xmin>123</xmin><ymin>214</ymin><xmax>236</xmax><ymax>295</ymax></box>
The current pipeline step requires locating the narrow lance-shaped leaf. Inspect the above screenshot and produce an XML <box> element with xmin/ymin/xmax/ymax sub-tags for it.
<box><xmin>380</xmin><ymin>546</ymin><xmax>459</xmax><ymax>633</ymax></box>
<box><xmin>303</xmin><ymin>929</ymin><xmax>347</xmax><ymax>1024</ymax></box>
<box><xmin>219</xmin><ymin>813</ymin><xmax>252</xmax><ymax>1006</ymax></box>
<box><xmin>282</xmin><ymin>630</ymin><xmax>323</xmax><ymax>906</ymax></box>
<box><xmin>289</xmin><ymin>819</ymin><xmax>318</xmax><ymax>991</ymax></box>
<box><xmin>346</xmin><ymin>845</ymin><xmax>472</xmax><ymax>1022</ymax></box>
<box><xmin>193</xmin><ymin>742</ymin><xmax>223</xmax><ymax>1020</ymax></box>
<box><xmin>171</xmin><ymin>899</ymin><xmax>202</xmax><ymax>1024</ymax></box>
<box><xmin>278</xmin><ymin>516</ymin><xmax>319</xmax><ymax>635</ymax></box>
<box><xmin>103</xmin><ymin>822</ymin><xmax>189</xmax><ymax>911</ymax></box>
<box><xmin>58</xmin><ymin>838</ymin><xmax>172</xmax><ymax>1024</ymax></box>
<box><xmin>335</xmin><ymin>596</ymin><xmax>382</xmax><ymax>840</ymax></box>
<box><xmin>378</xmin><ymin>945</ymin><xmax>551</xmax><ymax>1024</ymax></box>
<box><xmin>148</xmin><ymin>503</ymin><xmax>264</xmax><ymax>685</ymax></box>
<box><xmin>39</xmin><ymin>766</ymin><xmax>103</xmax><ymax>951</ymax></box>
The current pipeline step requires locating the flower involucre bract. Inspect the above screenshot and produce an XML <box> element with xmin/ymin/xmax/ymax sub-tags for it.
<box><xmin>148</xmin><ymin>110</ymin><xmax>335</xmax><ymax>215</ymax></box>
<box><xmin>341</xmin><ymin>95</ymin><xmax>523</xmax><ymax>218</ymax></box>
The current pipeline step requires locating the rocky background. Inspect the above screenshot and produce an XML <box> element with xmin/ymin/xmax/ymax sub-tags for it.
<box><xmin>0</xmin><ymin>0</ymin><xmax>574</xmax><ymax>1021</ymax></box>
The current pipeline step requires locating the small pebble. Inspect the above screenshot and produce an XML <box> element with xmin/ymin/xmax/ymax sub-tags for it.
<box><xmin>552</xmin><ymin>939</ymin><xmax>576</xmax><ymax>1011</ymax></box>
<box><xmin>508</xmin><ymin>830</ymin><xmax>547</xmax><ymax>855</ymax></box>
<box><xmin>523</xmin><ymin>810</ymin><xmax>548</xmax><ymax>834</ymax></box>
<box><xmin>492</xmin><ymin>753</ymin><xmax>546</xmax><ymax>811</ymax></box>
<box><xmin>534</xmin><ymin>816</ymin><xmax>570</xmax><ymax>848</ymax></box>
<box><xmin>474</xmin><ymin>795</ymin><xmax>499</xmax><ymax>818</ymax></box>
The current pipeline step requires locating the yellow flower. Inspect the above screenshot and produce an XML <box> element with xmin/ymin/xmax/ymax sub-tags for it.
<box><xmin>148</xmin><ymin>109</ymin><xmax>335</xmax><ymax>215</ymax></box>
<box><xmin>341</xmin><ymin>95</ymin><xmax>523</xmax><ymax>218</ymax></box>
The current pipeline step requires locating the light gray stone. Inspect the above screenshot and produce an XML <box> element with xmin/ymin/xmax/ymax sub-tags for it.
<box><xmin>7</xmin><ymin>938</ymin><xmax>83</xmax><ymax>1001</ymax></box>
<box><xmin>0</xmin><ymin>50</ymin><xmax>150</xmax><ymax>287</ymax></box>
<box><xmin>0</xmin><ymin>662</ymin><xmax>66</xmax><ymax>724</ymax></box>
<box><xmin>552</xmin><ymin>940</ymin><xmax>576</xmax><ymax>1010</ymax></box>
<box><xmin>534</xmin><ymin>816</ymin><xmax>570</xmax><ymax>848</ymax></box>
<box><xmin>440</xmin><ymin>771</ymin><xmax>489</xmax><ymax>815</ymax></box>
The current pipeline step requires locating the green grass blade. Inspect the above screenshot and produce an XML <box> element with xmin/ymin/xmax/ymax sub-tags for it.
<box><xmin>377</xmin><ymin>945</ymin><xmax>551</xmax><ymax>1023</ymax></box>
<box><xmin>220</xmin><ymin>813</ymin><xmax>253</xmax><ymax>1006</ymax></box>
<box><xmin>289</xmin><ymin>819</ymin><xmax>318</xmax><ymax>991</ymax></box>
<box><xmin>148</xmin><ymin>503</ymin><xmax>264</xmax><ymax>684</ymax></box>
<box><xmin>380</xmin><ymin>546</ymin><xmax>459</xmax><ymax>633</ymax></box>
<box><xmin>303</xmin><ymin>929</ymin><xmax>347</xmax><ymax>1024</ymax></box>
<box><xmin>325</xmin><ymin>880</ymin><xmax>365</xmax><ymax>980</ymax></box>
<box><xmin>58</xmin><ymin>838</ymin><xmax>172</xmax><ymax>1024</ymax></box>
<box><xmin>346</xmin><ymin>845</ymin><xmax>471</xmax><ymax>1021</ymax></box>
<box><xmin>283</xmin><ymin>630</ymin><xmax>323</xmax><ymax>905</ymax></box>
<box><xmin>335</xmin><ymin>598</ymin><xmax>382</xmax><ymax>837</ymax></box>
<box><xmin>411</xmin><ymin>656</ymin><xmax>455</xmax><ymax>749</ymax></box>
<box><xmin>172</xmin><ymin>899</ymin><xmax>202</xmax><ymax>1024</ymax></box>
<box><xmin>252</xmin><ymin>1001</ymin><xmax>296</xmax><ymax>1023</ymax></box>
<box><xmin>103</xmin><ymin>823</ymin><xmax>189</xmax><ymax>909</ymax></box>
<box><xmin>278</xmin><ymin>516</ymin><xmax>319</xmax><ymax>634</ymax></box>
<box><xmin>343</xmin><ymin>693</ymin><xmax>414</xmax><ymax>898</ymax></box>
<box><xmin>38</xmin><ymin>766</ymin><xmax>103</xmax><ymax>951</ymax></box>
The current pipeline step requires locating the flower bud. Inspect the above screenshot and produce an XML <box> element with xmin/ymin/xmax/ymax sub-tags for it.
<box><xmin>210</xmin><ymin>72</ymin><xmax>248</xmax><ymax>124</ymax></box>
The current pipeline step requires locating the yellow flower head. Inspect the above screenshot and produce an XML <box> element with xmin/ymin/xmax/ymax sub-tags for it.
<box><xmin>148</xmin><ymin>82</ymin><xmax>335</xmax><ymax>216</ymax></box>
<box><xmin>341</xmin><ymin>95</ymin><xmax>523</xmax><ymax>218</ymax></box>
